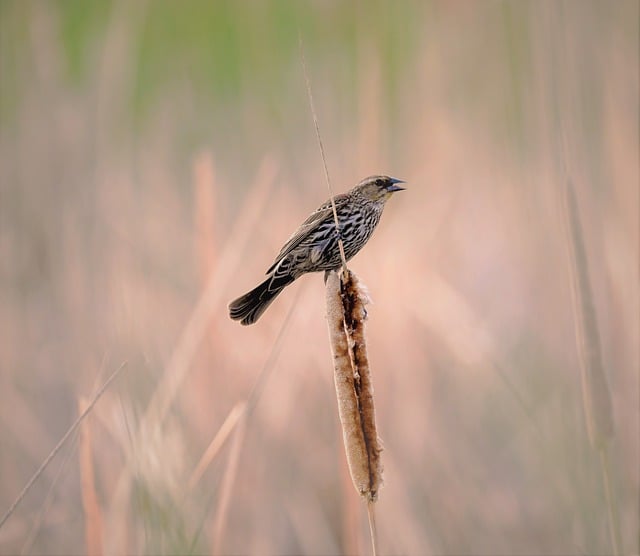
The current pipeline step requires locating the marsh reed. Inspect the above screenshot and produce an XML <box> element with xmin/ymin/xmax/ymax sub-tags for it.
<box><xmin>0</xmin><ymin>3</ymin><xmax>635</xmax><ymax>554</ymax></box>
<box><xmin>561</xmin><ymin>178</ymin><xmax>621</xmax><ymax>555</ymax></box>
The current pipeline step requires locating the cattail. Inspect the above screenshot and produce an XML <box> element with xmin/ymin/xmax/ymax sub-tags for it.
<box><xmin>326</xmin><ymin>269</ymin><xmax>383</xmax><ymax>502</ymax></box>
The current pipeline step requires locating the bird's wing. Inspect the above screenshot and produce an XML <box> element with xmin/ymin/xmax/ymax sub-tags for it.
<box><xmin>266</xmin><ymin>194</ymin><xmax>346</xmax><ymax>274</ymax></box>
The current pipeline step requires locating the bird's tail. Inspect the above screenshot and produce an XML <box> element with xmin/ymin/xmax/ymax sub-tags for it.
<box><xmin>228</xmin><ymin>274</ymin><xmax>294</xmax><ymax>325</ymax></box>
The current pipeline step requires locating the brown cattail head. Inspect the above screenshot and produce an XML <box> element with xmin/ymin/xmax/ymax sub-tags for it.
<box><xmin>326</xmin><ymin>269</ymin><xmax>383</xmax><ymax>501</ymax></box>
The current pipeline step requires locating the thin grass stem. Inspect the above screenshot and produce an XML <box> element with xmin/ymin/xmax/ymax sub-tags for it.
<box><xmin>367</xmin><ymin>499</ymin><xmax>379</xmax><ymax>556</ymax></box>
<box><xmin>0</xmin><ymin>361</ymin><xmax>127</xmax><ymax>530</ymax></box>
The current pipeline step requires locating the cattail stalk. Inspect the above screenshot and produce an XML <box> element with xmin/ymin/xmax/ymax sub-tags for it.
<box><xmin>301</xmin><ymin>35</ymin><xmax>381</xmax><ymax>553</ymax></box>
<box><xmin>326</xmin><ymin>270</ymin><xmax>383</xmax><ymax>502</ymax></box>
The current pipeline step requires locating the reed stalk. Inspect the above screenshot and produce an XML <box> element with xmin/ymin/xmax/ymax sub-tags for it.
<box><xmin>326</xmin><ymin>269</ymin><xmax>383</xmax><ymax>554</ymax></box>
<box><xmin>561</xmin><ymin>178</ymin><xmax>621</xmax><ymax>555</ymax></box>
<box><xmin>300</xmin><ymin>36</ymin><xmax>383</xmax><ymax>554</ymax></box>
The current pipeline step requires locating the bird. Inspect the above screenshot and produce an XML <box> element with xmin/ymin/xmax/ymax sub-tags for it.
<box><xmin>228</xmin><ymin>175</ymin><xmax>405</xmax><ymax>325</ymax></box>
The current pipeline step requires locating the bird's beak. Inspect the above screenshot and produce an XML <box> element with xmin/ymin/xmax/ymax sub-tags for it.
<box><xmin>387</xmin><ymin>178</ymin><xmax>406</xmax><ymax>192</ymax></box>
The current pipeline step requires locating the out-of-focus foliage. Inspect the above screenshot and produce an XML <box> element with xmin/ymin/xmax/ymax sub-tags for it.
<box><xmin>0</xmin><ymin>1</ymin><xmax>637</xmax><ymax>555</ymax></box>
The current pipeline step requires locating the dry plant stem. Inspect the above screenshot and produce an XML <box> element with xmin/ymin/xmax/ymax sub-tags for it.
<box><xmin>20</xmin><ymin>431</ymin><xmax>80</xmax><ymax>555</ymax></box>
<box><xmin>145</xmin><ymin>160</ymin><xmax>276</xmax><ymax>426</ymax></box>
<box><xmin>299</xmin><ymin>35</ymin><xmax>348</xmax><ymax>275</ymax></box>
<box><xmin>0</xmin><ymin>361</ymin><xmax>127</xmax><ymax>531</ymax></box>
<box><xmin>599</xmin><ymin>449</ymin><xmax>622</xmax><ymax>556</ymax></box>
<box><xmin>188</xmin><ymin>289</ymin><xmax>302</xmax><ymax>490</ymax></box>
<box><xmin>303</xmin><ymin>33</ymin><xmax>378</xmax><ymax>551</ymax></box>
<box><xmin>188</xmin><ymin>401</ymin><xmax>247</xmax><ymax>490</ymax></box>
<box><xmin>105</xmin><ymin>165</ymin><xmax>277</xmax><ymax>555</ymax></box>
<box><xmin>563</xmin><ymin>179</ymin><xmax>614</xmax><ymax>447</ymax></box>
<box><xmin>211</xmin><ymin>409</ymin><xmax>247</xmax><ymax>555</ymax></box>
<box><xmin>186</xmin><ymin>293</ymin><xmax>299</xmax><ymax>552</ymax></box>
<box><xmin>367</xmin><ymin>500</ymin><xmax>379</xmax><ymax>556</ymax></box>
<box><xmin>20</xmin><ymin>355</ymin><xmax>110</xmax><ymax>553</ymax></box>
<box><xmin>561</xmin><ymin>179</ymin><xmax>622</xmax><ymax>555</ymax></box>
<box><xmin>547</xmin><ymin>9</ymin><xmax>621</xmax><ymax>550</ymax></box>
<box><xmin>326</xmin><ymin>270</ymin><xmax>383</xmax><ymax>502</ymax></box>
<box><xmin>245</xmin><ymin>286</ymin><xmax>304</xmax><ymax>413</ymax></box>
<box><xmin>189</xmin><ymin>287</ymin><xmax>303</xmax><ymax>491</ymax></box>
<box><xmin>78</xmin><ymin>397</ymin><xmax>104</xmax><ymax>556</ymax></box>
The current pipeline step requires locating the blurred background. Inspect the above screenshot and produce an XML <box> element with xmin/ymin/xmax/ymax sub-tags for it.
<box><xmin>0</xmin><ymin>1</ymin><xmax>638</xmax><ymax>554</ymax></box>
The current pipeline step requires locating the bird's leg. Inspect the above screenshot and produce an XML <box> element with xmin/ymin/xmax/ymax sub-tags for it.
<box><xmin>324</xmin><ymin>270</ymin><xmax>331</xmax><ymax>284</ymax></box>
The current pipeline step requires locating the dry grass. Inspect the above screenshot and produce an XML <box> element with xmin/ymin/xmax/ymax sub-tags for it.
<box><xmin>0</xmin><ymin>2</ymin><xmax>637</xmax><ymax>555</ymax></box>
<box><xmin>561</xmin><ymin>177</ymin><xmax>621</xmax><ymax>554</ymax></box>
<box><xmin>78</xmin><ymin>397</ymin><xmax>104</xmax><ymax>556</ymax></box>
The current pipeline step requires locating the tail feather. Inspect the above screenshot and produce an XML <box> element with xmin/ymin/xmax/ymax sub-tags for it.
<box><xmin>228</xmin><ymin>274</ymin><xmax>294</xmax><ymax>325</ymax></box>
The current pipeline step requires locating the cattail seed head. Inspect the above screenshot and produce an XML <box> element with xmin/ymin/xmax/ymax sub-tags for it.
<box><xmin>326</xmin><ymin>269</ymin><xmax>383</xmax><ymax>501</ymax></box>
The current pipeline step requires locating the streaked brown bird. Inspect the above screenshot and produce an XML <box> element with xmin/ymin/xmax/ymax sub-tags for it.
<box><xmin>228</xmin><ymin>175</ymin><xmax>405</xmax><ymax>325</ymax></box>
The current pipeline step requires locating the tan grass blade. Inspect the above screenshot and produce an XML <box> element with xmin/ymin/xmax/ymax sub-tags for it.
<box><xmin>144</xmin><ymin>158</ymin><xmax>276</xmax><ymax>426</ymax></box>
<box><xmin>188</xmin><ymin>284</ymin><xmax>302</xmax><ymax>493</ymax></box>
<box><xmin>78</xmin><ymin>397</ymin><xmax>104</xmax><ymax>556</ymax></box>
<box><xmin>561</xmin><ymin>178</ymin><xmax>621</xmax><ymax>555</ymax></box>
<box><xmin>562</xmin><ymin>178</ymin><xmax>614</xmax><ymax>447</ymax></box>
<box><xmin>188</xmin><ymin>401</ymin><xmax>246</xmax><ymax>491</ymax></box>
<box><xmin>183</xmin><ymin>289</ymin><xmax>300</xmax><ymax>552</ymax></box>
<box><xmin>543</xmin><ymin>8</ymin><xmax>622</xmax><ymax>550</ymax></box>
<box><xmin>104</xmin><ymin>160</ymin><xmax>276</xmax><ymax>554</ymax></box>
<box><xmin>210</xmin><ymin>413</ymin><xmax>247</xmax><ymax>555</ymax></box>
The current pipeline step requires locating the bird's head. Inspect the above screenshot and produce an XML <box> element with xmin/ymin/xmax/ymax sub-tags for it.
<box><xmin>354</xmin><ymin>175</ymin><xmax>406</xmax><ymax>202</ymax></box>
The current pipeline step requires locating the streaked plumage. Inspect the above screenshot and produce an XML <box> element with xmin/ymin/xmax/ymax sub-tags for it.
<box><xmin>229</xmin><ymin>175</ymin><xmax>405</xmax><ymax>325</ymax></box>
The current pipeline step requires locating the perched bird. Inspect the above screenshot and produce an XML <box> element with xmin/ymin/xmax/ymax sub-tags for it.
<box><xmin>228</xmin><ymin>175</ymin><xmax>405</xmax><ymax>325</ymax></box>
